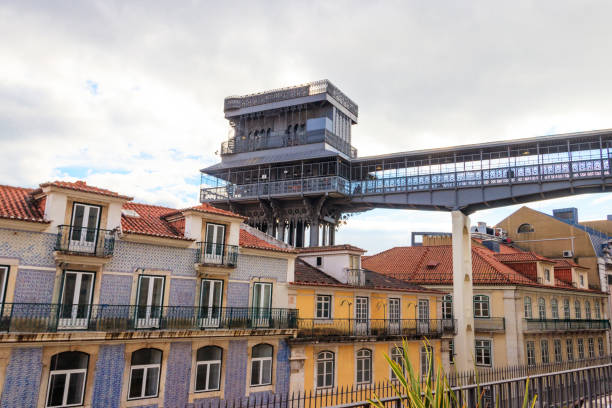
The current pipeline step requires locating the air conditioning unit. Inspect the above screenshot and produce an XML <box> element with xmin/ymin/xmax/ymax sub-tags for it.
<box><xmin>563</xmin><ymin>250</ymin><xmax>573</xmax><ymax>258</ymax></box>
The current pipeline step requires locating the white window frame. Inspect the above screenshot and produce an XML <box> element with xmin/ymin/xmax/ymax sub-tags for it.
<box><xmin>250</xmin><ymin>344</ymin><xmax>273</xmax><ymax>387</ymax></box>
<box><xmin>574</xmin><ymin>300</ymin><xmax>582</xmax><ymax>319</ymax></box>
<box><xmin>544</xmin><ymin>269</ymin><xmax>550</xmax><ymax>282</ymax></box>
<box><xmin>420</xmin><ymin>345</ymin><xmax>433</xmax><ymax>377</ymax></box>
<box><xmin>127</xmin><ymin>349</ymin><xmax>162</xmax><ymax>401</ymax></box>
<box><xmin>553</xmin><ymin>339</ymin><xmax>562</xmax><ymax>363</ymax></box>
<box><xmin>526</xmin><ymin>341</ymin><xmax>536</xmax><ymax>366</ymax></box>
<box><xmin>577</xmin><ymin>338</ymin><xmax>585</xmax><ymax>360</ymax></box>
<box><xmin>45</xmin><ymin>353</ymin><xmax>89</xmax><ymax>408</ymax></box>
<box><xmin>390</xmin><ymin>346</ymin><xmax>405</xmax><ymax>380</ymax></box>
<box><xmin>418</xmin><ymin>298</ymin><xmax>430</xmax><ymax>320</ymax></box>
<box><xmin>315</xmin><ymin>295</ymin><xmax>332</xmax><ymax>319</ymax></box>
<box><xmin>442</xmin><ymin>294</ymin><xmax>453</xmax><ymax>319</ymax></box>
<box><xmin>388</xmin><ymin>298</ymin><xmax>401</xmax><ymax>321</ymax></box>
<box><xmin>524</xmin><ymin>297</ymin><xmax>532</xmax><ymax>319</ymax></box>
<box><xmin>475</xmin><ymin>339</ymin><xmax>492</xmax><ymax>367</ymax></box>
<box><xmin>68</xmin><ymin>202</ymin><xmax>101</xmax><ymax>254</ymax></box>
<box><xmin>587</xmin><ymin>338</ymin><xmax>595</xmax><ymax>359</ymax></box>
<box><xmin>585</xmin><ymin>301</ymin><xmax>592</xmax><ymax>319</ymax></box>
<box><xmin>566</xmin><ymin>339</ymin><xmax>574</xmax><ymax>361</ymax></box>
<box><xmin>473</xmin><ymin>295</ymin><xmax>490</xmax><ymax>318</ymax></box>
<box><xmin>204</xmin><ymin>223</ymin><xmax>226</xmax><ymax>264</ymax></box>
<box><xmin>594</xmin><ymin>301</ymin><xmax>601</xmax><ymax>319</ymax></box>
<box><xmin>315</xmin><ymin>351</ymin><xmax>335</xmax><ymax>389</ymax></box>
<box><xmin>538</xmin><ymin>298</ymin><xmax>546</xmax><ymax>320</ymax></box>
<box><xmin>598</xmin><ymin>337</ymin><xmax>605</xmax><ymax>357</ymax></box>
<box><xmin>563</xmin><ymin>299</ymin><xmax>571</xmax><ymax>319</ymax></box>
<box><xmin>355</xmin><ymin>349</ymin><xmax>372</xmax><ymax>385</ymax></box>
<box><xmin>135</xmin><ymin>275</ymin><xmax>165</xmax><ymax>329</ymax></box>
<box><xmin>540</xmin><ymin>339</ymin><xmax>550</xmax><ymax>364</ymax></box>
<box><xmin>0</xmin><ymin>265</ymin><xmax>9</xmax><ymax>306</ymax></box>
<box><xmin>551</xmin><ymin>298</ymin><xmax>559</xmax><ymax>319</ymax></box>
<box><xmin>194</xmin><ymin>346</ymin><xmax>222</xmax><ymax>392</ymax></box>
<box><xmin>199</xmin><ymin>279</ymin><xmax>223</xmax><ymax>328</ymax></box>
<box><xmin>58</xmin><ymin>270</ymin><xmax>95</xmax><ymax>330</ymax></box>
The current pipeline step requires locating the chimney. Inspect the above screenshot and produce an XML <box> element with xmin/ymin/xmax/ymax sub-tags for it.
<box><xmin>482</xmin><ymin>240</ymin><xmax>500</xmax><ymax>253</ymax></box>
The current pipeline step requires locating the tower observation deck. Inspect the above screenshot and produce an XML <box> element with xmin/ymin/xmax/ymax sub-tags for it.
<box><xmin>201</xmin><ymin>80</ymin><xmax>612</xmax><ymax>247</ymax></box>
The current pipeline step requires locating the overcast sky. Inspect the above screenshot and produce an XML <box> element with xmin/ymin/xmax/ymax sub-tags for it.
<box><xmin>1</xmin><ymin>1</ymin><xmax>611</xmax><ymax>253</ymax></box>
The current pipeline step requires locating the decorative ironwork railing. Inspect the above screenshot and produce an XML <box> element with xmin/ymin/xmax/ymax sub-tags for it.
<box><xmin>293</xmin><ymin>318</ymin><xmax>455</xmax><ymax>340</ymax></box>
<box><xmin>196</xmin><ymin>242</ymin><xmax>239</xmax><ymax>267</ymax></box>
<box><xmin>345</xmin><ymin>269</ymin><xmax>366</xmax><ymax>286</ymax></box>
<box><xmin>523</xmin><ymin>318</ymin><xmax>610</xmax><ymax>332</ymax></box>
<box><xmin>221</xmin><ymin>129</ymin><xmax>357</xmax><ymax>158</ymax></box>
<box><xmin>55</xmin><ymin>225</ymin><xmax>116</xmax><ymax>257</ymax></box>
<box><xmin>474</xmin><ymin>317</ymin><xmax>506</xmax><ymax>331</ymax></box>
<box><xmin>0</xmin><ymin>304</ymin><xmax>298</xmax><ymax>333</ymax></box>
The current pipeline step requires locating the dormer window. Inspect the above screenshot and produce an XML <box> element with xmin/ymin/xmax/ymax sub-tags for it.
<box><xmin>544</xmin><ymin>269</ymin><xmax>550</xmax><ymax>282</ymax></box>
<box><xmin>204</xmin><ymin>223</ymin><xmax>226</xmax><ymax>264</ymax></box>
<box><xmin>69</xmin><ymin>203</ymin><xmax>101</xmax><ymax>253</ymax></box>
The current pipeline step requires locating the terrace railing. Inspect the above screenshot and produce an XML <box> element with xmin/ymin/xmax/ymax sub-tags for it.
<box><xmin>523</xmin><ymin>318</ymin><xmax>611</xmax><ymax>332</ymax></box>
<box><xmin>196</xmin><ymin>242</ymin><xmax>239</xmax><ymax>267</ymax></box>
<box><xmin>294</xmin><ymin>318</ymin><xmax>455</xmax><ymax>341</ymax></box>
<box><xmin>55</xmin><ymin>225</ymin><xmax>116</xmax><ymax>257</ymax></box>
<box><xmin>474</xmin><ymin>317</ymin><xmax>506</xmax><ymax>332</ymax></box>
<box><xmin>0</xmin><ymin>304</ymin><xmax>298</xmax><ymax>333</ymax></box>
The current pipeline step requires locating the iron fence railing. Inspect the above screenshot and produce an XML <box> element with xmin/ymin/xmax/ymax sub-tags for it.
<box><xmin>474</xmin><ymin>317</ymin><xmax>506</xmax><ymax>332</ymax></box>
<box><xmin>293</xmin><ymin>318</ymin><xmax>455</xmax><ymax>341</ymax></box>
<box><xmin>55</xmin><ymin>225</ymin><xmax>115</xmax><ymax>257</ymax></box>
<box><xmin>196</xmin><ymin>242</ymin><xmax>239</xmax><ymax>267</ymax></box>
<box><xmin>185</xmin><ymin>356</ymin><xmax>612</xmax><ymax>408</ymax></box>
<box><xmin>0</xmin><ymin>304</ymin><xmax>298</xmax><ymax>333</ymax></box>
<box><xmin>523</xmin><ymin>318</ymin><xmax>611</xmax><ymax>332</ymax></box>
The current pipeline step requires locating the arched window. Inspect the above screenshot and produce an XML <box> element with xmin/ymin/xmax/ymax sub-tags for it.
<box><xmin>551</xmin><ymin>298</ymin><xmax>559</xmax><ymax>319</ymax></box>
<box><xmin>595</xmin><ymin>301</ymin><xmax>602</xmax><ymax>319</ymax></box>
<box><xmin>473</xmin><ymin>295</ymin><xmax>490</xmax><ymax>318</ymax></box>
<box><xmin>574</xmin><ymin>300</ymin><xmax>582</xmax><ymax>319</ymax></box>
<box><xmin>251</xmin><ymin>344</ymin><xmax>273</xmax><ymax>386</ymax></box>
<box><xmin>129</xmin><ymin>348</ymin><xmax>162</xmax><ymax>400</ymax></box>
<box><xmin>316</xmin><ymin>351</ymin><xmax>334</xmax><ymax>389</ymax></box>
<box><xmin>585</xmin><ymin>301</ymin><xmax>592</xmax><ymax>319</ymax></box>
<box><xmin>517</xmin><ymin>223</ymin><xmax>535</xmax><ymax>233</ymax></box>
<box><xmin>46</xmin><ymin>351</ymin><xmax>89</xmax><ymax>408</ymax></box>
<box><xmin>563</xmin><ymin>299</ymin><xmax>571</xmax><ymax>319</ymax></box>
<box><xmin>524</xmin><ymin>296</ymin><xmax>532</xmax><ymax>318</ymax></box>
<box><xmin>442</xmin><ymin>294</ymin><xmax>453</xmax><ymax>319</ymax></box>
<box><xmin>195</xmin><ymin>346</ymin><xmax>222</xmax><ymax>392</ymax></box>
<box><xmin>390</xmin><ymin>347</ymin><xmax>405</xmax><ymax>380</ymax></box>
<box><xmin>538</xmin><ymin>298</ymin><xmax>546</xmax><ymax>320</ymax></box>
<box><xmin>356</xmin><ymin>349</ymin><xmax>372</xmax><ymax>384</ymax></box>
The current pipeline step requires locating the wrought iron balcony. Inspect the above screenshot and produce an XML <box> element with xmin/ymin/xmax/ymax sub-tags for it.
<box><xmin>523</xmin><ymin>318</ymin><xmax>611</xmax><ymax>333</ymax></box>
<box><xmin>0</xmin><ymin>304</ymin><xmax>298</xmax><ymax>333</ymax></box>
<box><xmin>294</xmin><ymin>318</ymin><xmax>455</xmax><ymax>341</ymax></box>
<box><xmin>54</xmin><ymin>225</ymin><xmax>115</xmax><ymax>257</ymax></box>
<box><xmin>474</xmin><ymin>317</ymin><xmax>506</xmax><ymax>332</ymax></box>
<box><xmin>196</xmin><ymin>242</ymin><xmax>239</xmax><ymax>267</ymax></box>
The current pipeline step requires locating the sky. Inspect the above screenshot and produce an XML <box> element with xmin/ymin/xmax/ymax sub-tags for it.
<box><xmin>1</xmin><ymin>1</ymin><xmax>611</xmax><ymax>254</ymax></box>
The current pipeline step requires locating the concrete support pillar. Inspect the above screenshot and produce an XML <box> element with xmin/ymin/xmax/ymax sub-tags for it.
<box><xmin>278</xmin><ymin>221</ymin><xmax>286</xmax><ymax>243</ymax></box>
<box><xmin>309</xmin><ymin>220</ymin><xmax>320</xmax><ymax>247</ymax></box>
<box><xmin>296</xmin><ymin>221</ymin><xmax>304</xmax><ymax>248</ymax></box>
<box><xmin>452</xmin><ymin>210</ymin><xmax>475</xmax><ymax>372</ymax></box>
<box><xmin>321</xmin><ymin>224</ymin><xmax>328</xmax><ymax>246</ymax></box>
<box><xmin>329</xmin><ymin>224</ymin><xmax>336</xmax><ymax>245</ymax></box>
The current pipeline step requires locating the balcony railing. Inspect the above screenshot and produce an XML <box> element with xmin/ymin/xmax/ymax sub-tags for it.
<box><xmin>55</xmin><ymin>225</ymin><xmax>115</xmax><ymax>257</ymax></box>
<box><xmin>524</xmin><ymin>318</ymin><xmax>611</xmax><ymax>332</ymax></box>
<box><xmin>196</xmin><ymin>242</ymin><xmax>239</xmax><ymax>267</ymax></box>
<box><xmin>345</xmin><ymin>269</ymin><xmax>366</xmax><ymax>286</ymax></box>
<box><xmin>294</xmin><ymin>318</ymin><xmax>455</xmax><ymax>341</ymax></box>
<box><xmin>474</xmin><ymin>317</ymin><xmax>506</xmax><ymax>332</ymax></box>
<box><xmin>0</xmin><ymin>304</ymin><xmax>298</xmax><ymax>333</ymax></box>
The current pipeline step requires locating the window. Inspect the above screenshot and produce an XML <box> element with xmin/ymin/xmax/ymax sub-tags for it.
<box><xmin>475</xmin><ymin>339</ymin><xmax>492</xmax><ymax>366</ymax></box>
<box><xmin>316</xmin><ymin>295</ymin><xmax>332</xmax><ymax>319</ymax></box>
<box><xmin>0</xmin><ymin>265</ymin><xmax>8</xmax><ymax>306</ymax></box>
<box><xmin>566</xmin><ymin>339</ymin><xmax>574</xmax><ymax>361</ymax></box>
<box><xmin>46</xmin><ymin>351</ymin><xmax>89</xmax><ymax>408</ymax></box>
<box><xmin>517</xmin><ymin>223</ymin><xmax>535</xmax><ymax>233</ymax></box>
<box><xmin>538</xmin><ymin>298</ymin><xmax>546</xmax><ymax>320</ymax></box>
<box><xmin>349</xmin><ymin>255</ymin><xmax>360</xmax><ymax>269</ymax></box>
<box><xmin>355</xmin><ymin>297</ymin><xmax>369</xmax><ymax>333</ymax></box>
<box><xmin>420</xmin><ymin>346</ymin><xmax>433</xmax><ymax>377</ymax></box>
<box><xmin>553</xmin><ymin>339</ymin><xmax>562</xmax><ymax>363</ymax></box>
<box><xmin>136</xmin><ymin>275</ymin><xmax>165</xmax><ymax>328</ymax></box>
<box><xmin>251</xmin><ymin>344</ymin><xmax>273</xmax><ymax>386</ymax></box>
<box><xmin>316</xmin><ymin>256</ymin><xmax>322</xmax><ymax>266</ymax></box>
<box><xmin>59</xmin><ymin>271</ymin><xmax>95</xmax><ymax>330</ymax></box>
<box><xmin>418</xmin><ymin>299</ymin><xmax>430</xmax><ymax>320</ymax></box>
<box><xmin>574</xmin><ymin>300</ymin><xmax>581</xmax><ymax>319</ymax></box>
<box><xmin>594</xmin><ymin>302</ymin><xmax>601</xmax><ymax>319</ymax></box>
<box><xmin>200</xmin><ymin>279</ymin><xmax>223</xmax><ymax>327</ymax></box>
<box><xmin>390</xmin><ymin>347</ymin><xmax>405</xmax><ymax>380</ymax></box>
<box><xmin>195</xmin><ymin>346</ymin><xmax>222</xmax><ymax>392</ymax></box>
<box><xmin>544</xmin><ymin>269</ymin><xmax>551</xmax><ymax>282</ymax></box>
<box><xmin>388</xmin><ymin>298</ymin><xmax>400</xmax><ymax>332</ymax></box>
<box><xmin>587</xmin><ymin>338</ymin><xmax>595</xmax><ymax>359</ymax></box>
<box><xmin>579</xmin><ymin>275</ymin><xmax>584</xmax><ymax>286</ymax></box>
<box><xmin>204</xmin><ymin>223</ymin><xmax>226</xmax><ymax>264</ymax></box>
<box><xmin>448</xmin><ymin>340</ymin><xmax>454</xmax><ymax>365</ymax></box>
<box><xmin>356</xmin><ymin>349</ymin><xmax>372</xmax><ymax>384</ymax></box>
<box><xmin>252</xmin><ymin>283</ymin><xmax>273</xmax><ymax>327</ymax></box>
<box><xmin>551</xmin><ymin>299</ymin><xmax>559</xmax><ymax>319</ymax></box>
<box><xmin>526</xmin><ymin>342</ymin><xmax>536</xmax><ymax>366</ymax></box>
<box><xmin>442</xmin><ymin>295</ymin><xmax>453</xmax><ymax>319</ymax></box>
<box><xmin>577</xmin><ymin>339</ymin><xmax>585</xmax><ymax>360</ymax></box>
<box><xmin>316</xmin><ymin>351</ymin><xmax>334</xmax><ymax>389</ymax></box>
<box><xmin>473</xmin><ymin>295</ymin><xmax>490</xmax><ymax>318</ymax></box>
<box><xmin>128</xmin><ymin>348</ymin><xmax>162</xmax><ymax>400</ymax></box>
<box><xmin>598</xmin><ymin>338</ymin><xmax>605</xmax><ymax>357</ymax></box>
<box><xmin>524</xmin><ymin>297</ymin><xmax>532</xmax><ymax>319</ymax></box>
<box><xmin>563</xmin><ymin>299</ymin><xmax>570</xmax><ymax>319</ymax></box>
<box><xmin>585</xmin><ymin>301</ymin><xmax>591</xmax><ymax>319</ymax></box>
<box><xmin>608</xmin><ymin>274</ymin><xmax>612</xmax><ymax>285</ymax></box>
<box><xmin>69</xmin><ymin>203</ymin><xmax>101</xmax><ymax>254</ymax></box>
<box><xmin>540</xmin><ymin>340</ymin><xmax>549</xmax><ymax>364</ymax></box>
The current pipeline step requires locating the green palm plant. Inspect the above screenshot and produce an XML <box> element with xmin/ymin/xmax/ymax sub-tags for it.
<box><xmin>369</xmin><ymin>339</ymin><xmax>537</xmax><ymax>408</ymax></box>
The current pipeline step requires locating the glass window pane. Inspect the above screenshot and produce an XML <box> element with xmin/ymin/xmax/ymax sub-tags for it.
<box><xmin>131</xmin><ymin>348</ymin><xmax>162</xmax><ymax>365</ymax></box>
<box><xmin>145</xmin><ymin>366</ymin><xmax>159</xmax><ymax>397</ymax></box>
<box><xmin>152</xmin><ymin>278</ymin><xmax>164</xmax><ymax>307</ymax></box>
<box><xmin>71</xmin><ymin>205</ymin><xmax>85</xmax><ymax>240</ymax></box>
<box><xmin>66</xmin><ymin>372</ymin><xmax>85</xmax><ymax>405</ymax></box>
<box><xmin>197</xmin><ymin>346</ymin><xmax>222</xmax><ymax>361</ymax></box>
<box><xmin>253</xmin><ymin>344</ymin><xmax>272</xmax><ymax>358</ymax></box>
<box><xmin>62</xmin><ymin>273</ymin><xmax>77</xmax><ymax>307</ymax></box>
<box><xmin>50</xmin><ymin>352</ymin><xmax>89</xmax><ymax>370</ymax></box>
<box><xmin>47</xmin><ymin>373</ymin><xmax>66</xmax><ymax>407</ymax></box>
<box><xmin>196</xmin><ymin>364</ymin><xmax>208</xmax><ymax>391</ymax></box>
<box><xmin>85</xmin><ymin>207</ymin><xmax>99</xmax><ymax>241</ymax></box>
<box><xmin>251</xmin><ymin>361</ymin><xmax>260</xmax><ymax>385</ymax></box>
<box><xmin>138</xmin><ymin>277</ymin><xmax>150</xmax><ymax>308</ymax></box>
<box><xmin>129</xmin><ymin>368</ymin><xmax>144</xmax><ymax>399</ymax></box>
<box><xmin>261</xmin><ymin>360</ymin><xmax>272</xmax><ymax>384</ymax></box>
<box><xmin>209</xmin><ymin>363</ymin><xmax>220</xmax><ymax>390</ymax></box>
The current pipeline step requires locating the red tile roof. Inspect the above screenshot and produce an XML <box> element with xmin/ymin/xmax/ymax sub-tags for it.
<box><xmin>494</xmin><ymin>252</ymin><xmax>553</xmax><ymax>263</ymax></box>
<box><xmin>36</xmin><ymin>180</ymin><xmax>132</xmax><ymax>200</ymax></box>
<box><xmin>297</xmin><ymin>244</ymin><xmax>366</xmax><ymax>253</ymax></box>
<box><xmin>121</xmin><ymin>202</ymin><xmax>192</xmax><ymax>240</ymax></box>
<box><xmin>0</xmin><ymin>185</ymin><xmax>47</xmax><ymax>223</ymax></box>
<box><xmin>165</xmin><ymin>203</ymin><xmax>246</xmax><ymax>220</ymax></box>
<box><xmin>239</xmin><ymin>229</ymin><xmax>296</xmax><ymax>253</ymax></box>
<box><xmin>362</xmin><ymin>245</ymin><xmax>599</xmax><ymax>292</ymax></box>
<box><xmin>553</xmin><ymin>259</ymin><xmax>589</xmax><ymax>269</ymax></box>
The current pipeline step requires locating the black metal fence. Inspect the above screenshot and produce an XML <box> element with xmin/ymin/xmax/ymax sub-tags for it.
<box><xmin>55</xmin><ymin>225</ymin><xmax>115</xmax><ymax>257</ymax></box>
<box><xmin>294</xmin><ymin>318</ymin><xmax>455</xmax><ymax>341</ymax></box>
<box><xmin>0</xmin><ymin>304</ymin><xmax>298</xmax><ymax>333</ymax></box>
<box><xmin>523</xmin><ymin>318</ymin><xmax>611</xmax><ymax>332</ymax></box>
<box><xmin>196</xmin><ymin>242</ymin><xmax>240</xmax><ymax>267</ymax></box>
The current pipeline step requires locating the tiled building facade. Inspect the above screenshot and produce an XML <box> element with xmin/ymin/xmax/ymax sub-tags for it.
<box><xmin>0</xmin><ymin>181</ymin><xmax>298</xmax><ymax>408</ymax></box>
